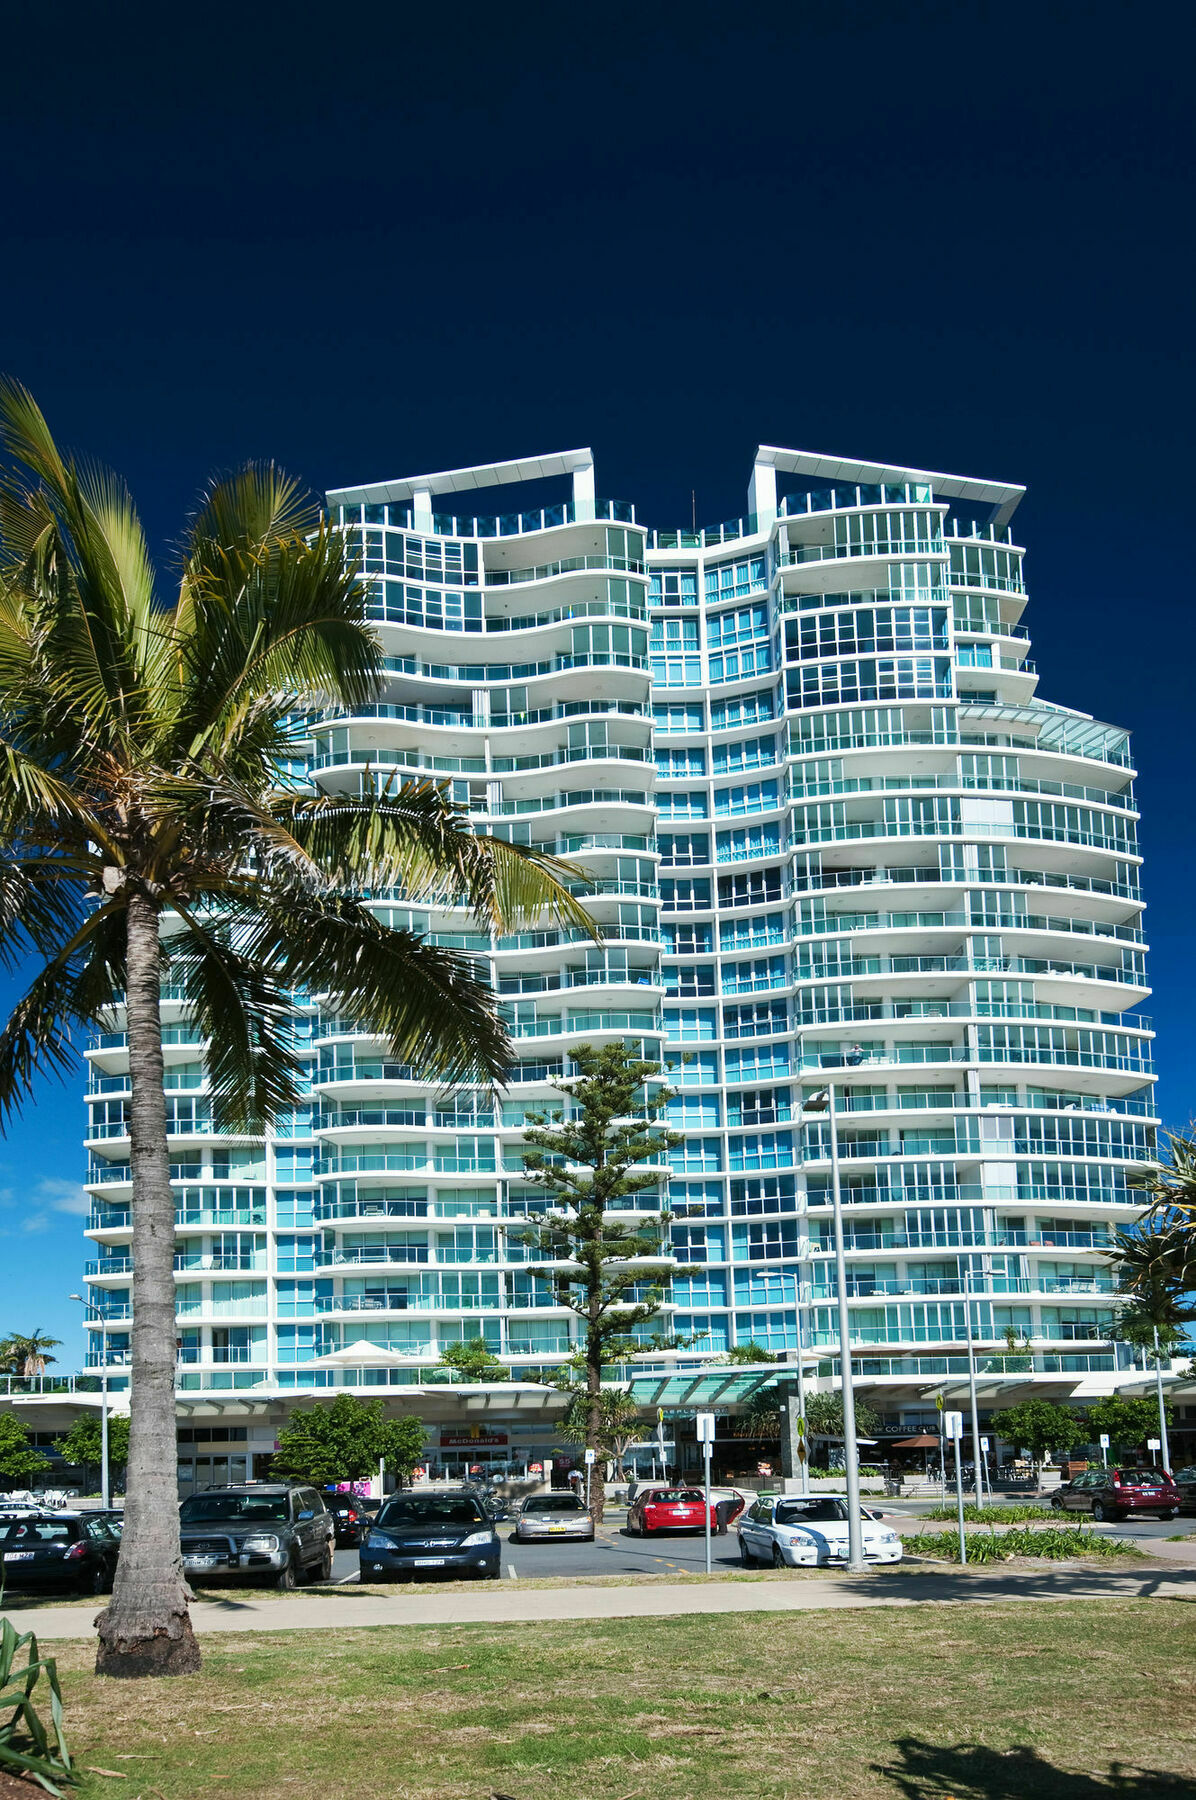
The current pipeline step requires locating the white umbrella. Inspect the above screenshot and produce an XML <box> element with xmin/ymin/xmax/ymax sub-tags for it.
<box><xmin>309</xmin><ymin>1340</ymin><xmax>418</xmax><ymax>1368</ymax></box>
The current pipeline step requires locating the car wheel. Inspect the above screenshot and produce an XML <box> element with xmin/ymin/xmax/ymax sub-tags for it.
<box><xmin>771</xmin><ymin>1543</ymin><xmax>787</xmax><ymax>1570</ymax></box>
<box><xmin>316</xmin><ymin>1545</ymin><xmax>333</xmax><ymax>1582</ymax></box>
<box><xmin>1050</xmin><ymin>1494</ymin><xmax>1063</xmax><ymax>1509</ymax></box>
<box><xmin>739</xmin><ymin>1537</ymin><xmax>754</xmax><ymax>1568</ymax></box>
<box><xmin>88</xmin><ymin>1565</ymin><xmax>110</xmax><ymax>1596</ymax></box>
<box><xmin>1091</xmin><ymin>1501</ymin><xmax>1108</xmax><ymax>1522</ymax></box>
<box><xmin>274</xmin><ymin>1555</ymin><xmax>298</xmax><ymax>1591</ymax></box>
<box><xmin>1162</xmin><ymin>1510</ymin><xmax>1179</xmax><ymax>1521</ymax></box>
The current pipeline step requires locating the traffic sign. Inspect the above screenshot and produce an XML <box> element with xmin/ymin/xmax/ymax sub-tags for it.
<box><xmin>584</xmin><ymin>1448</ymin><xmax>596</xmax><ymax>1464</ymax></box>
<box><xmin>1099</xmin><ymin>1433</ymin><xmax>1110</xmax><ymax>1449</ymax></box>
<box><xmin>1148</xmin><ymin>1437</ymin><xmax>1161</xmax><ymax>1451</ymax></box>
<box><xmin>943</xmin><ymin>1410</ymin><xmax>964</xmax><ymax>1440</ymax></box>
<box><xmin>695</xmin><ymin>1411</ymin><xmax>716</xmax><ymax>1444</ymax></box>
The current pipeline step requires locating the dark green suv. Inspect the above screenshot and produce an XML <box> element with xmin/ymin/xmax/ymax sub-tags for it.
<box><xmin>179</xmin><ymin>1483</ymin><xmax>334</xmax><ymax>1588</ymax></box>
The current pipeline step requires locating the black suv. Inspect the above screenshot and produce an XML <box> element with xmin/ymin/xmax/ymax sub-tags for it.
<box><xmin>179</xmin><ymin>1483</ymin><xmax>333</xmax><ymax>1589</ymax></box>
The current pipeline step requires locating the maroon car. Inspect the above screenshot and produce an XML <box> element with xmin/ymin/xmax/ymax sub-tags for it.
<box><xmin>1052</xmin><ymin>1466</ymin><xmax>1181</xmax><ymax>1521</ymax></box>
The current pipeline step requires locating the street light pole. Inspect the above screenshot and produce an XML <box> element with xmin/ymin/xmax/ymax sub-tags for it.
<box><xmin>963</xmin><ymin>1271</ymin><xmax>985</xmax><ymax>1510</ymax></box>
<box><xmin>1153</xmin><ymin>1328</ymin><xmax>1172</xmax><ymax>1473</ymax></box>
<box><xmin>805</xmin><ymin>1083</ymin><xmax>865</xmax><ymax>1573</ymax></box>
<box><xmin>69</xmin><ymin>1293</ymin><xmax>109</xmax><ymax>1509</ymax></box>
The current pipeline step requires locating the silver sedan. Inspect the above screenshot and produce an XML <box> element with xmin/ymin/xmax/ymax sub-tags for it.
<box><xmin>513</xmin><ymin>1493</ymin><xmax>596</xmax><ymax>1542</ymax></box>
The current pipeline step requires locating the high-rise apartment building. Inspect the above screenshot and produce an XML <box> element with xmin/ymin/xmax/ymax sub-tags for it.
<box><xmin>82</xmin><ymin>445</ymin><xmax>1157</xmax><ymax>1484</ymax></box>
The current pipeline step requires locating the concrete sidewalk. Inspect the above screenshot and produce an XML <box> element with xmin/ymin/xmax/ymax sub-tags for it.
<box><xmin>9</xmin><ymin>1562</ymin><xmax>1195</xmax><ymax>1640</ymax></box>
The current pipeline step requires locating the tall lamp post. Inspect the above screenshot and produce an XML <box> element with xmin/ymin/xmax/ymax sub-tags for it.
<box><xmin>962</xmin><ymin>1271</ymin><xmax>986</xmax><ymax>1508</ymax></box>
<box><xmin>69</xmin><ymin>1293</ymin><xmax>109</xmax><ymax>1510</ymax></box>
<box><xmin>801</xmin><ymin>1083</ymin><xmax>865</xmax><ymax>1573</ymax></box>
<box><xmin>1152</xmin><ymin>1328</ymin><xmax>1172</xmax><ymax>1473</ymax></box>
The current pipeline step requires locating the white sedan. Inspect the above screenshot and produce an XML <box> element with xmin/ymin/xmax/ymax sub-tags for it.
<box><xmin>737</xmin><ymin>1494</ymin><xmax>903</xmax><ymax>1568</ymax></box>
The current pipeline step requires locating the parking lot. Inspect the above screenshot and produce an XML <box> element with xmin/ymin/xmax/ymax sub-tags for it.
<box><xmin>321</xmin><ymin>1499</ymin><xmax>1190</xmax><ymax>1584</ymax></box>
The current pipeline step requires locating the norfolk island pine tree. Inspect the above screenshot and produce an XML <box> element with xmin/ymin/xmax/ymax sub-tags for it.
<box><xmin>0</xmin><ymin>383</ymin><xmax>596</xmax><ymax>1675</ymax></box>
<box><xmin>515</xmin><ymin>1042</ymin><xmax>683</xmax><ymax>1522</ymax></box>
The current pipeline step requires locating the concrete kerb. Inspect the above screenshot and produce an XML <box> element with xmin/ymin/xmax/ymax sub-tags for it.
<box><xmin>8</xmin><ymin>1562</ymin><xmax>1196</xmax><ymax>1640</ymax></box>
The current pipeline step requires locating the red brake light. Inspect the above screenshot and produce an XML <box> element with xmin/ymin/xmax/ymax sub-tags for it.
<box><xmin>64</xmin><ymin>1541</ymin><xmax>88</xmax><ymax>1560</ymax></box>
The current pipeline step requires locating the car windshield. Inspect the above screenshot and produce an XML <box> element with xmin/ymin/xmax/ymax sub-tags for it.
<box><xmin>523</xmin><ymin>1495</ymin><xmax>585</xmax><ymax>1514</ymax></box>
<box><xmin>329</xmin><ymin>1499</ymin><xmax>358</xmax><ymax>1511</ymax></box>
<box><xmin>649</xmin><ymin>1490</ymin><xmax>704</xmax><ymax>1504</ymax></box>
<box><xmin>775</xmin><ymin>1499</ymin><xmax>851</xmax><ymax>1524</ymax></box>
<box><xmin>1118</xmin><ymin>1470</ymin><xmax>1166</xmax><ymax>1486</ymax></box>
<box><xmin>377</xmin><ymin>1496</ymin><xmax>486</xmax><ymax>1527</ymax></box>
<box><xmin>180</xmin><ymin>1494</ymin><xmax>290</xmax><ymax>1523</ymax></box>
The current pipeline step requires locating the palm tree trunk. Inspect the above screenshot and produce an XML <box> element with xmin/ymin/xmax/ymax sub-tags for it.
<box><xmin>95</xmin><ymin>889</ymin><xmax>200</xmax><ymax>1677</ymax></box>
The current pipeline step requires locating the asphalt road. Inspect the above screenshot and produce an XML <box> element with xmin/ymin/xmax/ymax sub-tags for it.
<box><xmin>326</xmin><ymin>1502</ymin><xmax>1191</xmax><ymax>1583</ymax></box>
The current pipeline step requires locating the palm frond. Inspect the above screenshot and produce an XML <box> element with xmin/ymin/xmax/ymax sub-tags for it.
<box><xmin>0</xmin><ymin>381</ymin><xmax>154</xmax><ymax>743</ymax></box>
<box><xmin>242</xmin><ymin>891</ymin><xmax>511</xmax><ymax>1085</ymax></box>
<box><xmin>272</xmin><ymin>787</ymin><xmax>599</xmax><ymax>938</ymax></box>
<box><xmin>169</xmin><ymin>911</ymin><xmax>306</xmax><ymax>1132</ymax></box>
<box><xmin>174</xmin><ymin>524</ymin><xmax>380</xmax><ymax>762</ymax></box>
<box><xmin>0</xmin><ymin>903</ymin><xmax>126</xmax><ymax>1125</ymax></box>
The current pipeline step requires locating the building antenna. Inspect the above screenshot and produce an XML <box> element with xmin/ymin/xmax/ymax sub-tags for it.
<box><xmin>691</xmin><ymin>489</ymin><xmax>696</xmax><ymax>533</ymax></box>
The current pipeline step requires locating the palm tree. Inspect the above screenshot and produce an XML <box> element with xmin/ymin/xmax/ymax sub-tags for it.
<box><xmin>0</xmin><ymin>1327</ymin><xmax>62</xmax><ymax>1379</ymax></box>
<box><xmin>0</xmin><ymin>382</ymin><xmax>595</xmax><ymax>1677</ymax></box>
<box><xmin>1130</xmin><ymin>1127</ymin><xmax>1196</xmax><ymax>1238</ymax></box>
<box><xmin>1106</xmin><ymin>1224</ymin><xmax>1196</xmax><ymax>1473</ymax></box>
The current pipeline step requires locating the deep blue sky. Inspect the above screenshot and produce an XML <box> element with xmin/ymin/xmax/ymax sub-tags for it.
<box><xmin>1</xmin><ymin>0</ymin><xmax>1192</xmax><ymax>1371</ymax></box>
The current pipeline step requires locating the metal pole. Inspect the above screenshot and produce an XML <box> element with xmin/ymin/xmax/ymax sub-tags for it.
<box><xmin>703</xmin><ymin>1440</ymin><xmax>712</xmax><ymax>1575</ymax></box>
<box><xmin>963</xmin><ymin>1273</ymin><xmax>984</xmax><ymax>1510</ymax></box>
<box><xmin>794</xmin><ymin>1275</ymin><xmax>809</xmax><ymax>1496</ymax></box>
<box><xmin>827</xmin><ymin>1083</ymin><xmax>865</xmax><ymax>1573</ymax></box>
<box><xmin>953</xmin><ymin>1433</ymin><xmax>967</xmax><ymax>1563</ymax></box>
<box><xmin>100</xmin><ymin>1315</ymin><xmax>110</xmax><ymax>1510</ymax></box>
<box><xmin>1153</xmin><ymin>1328</ymin><xmax>1171</xmax><ymax>1473</ymax></box>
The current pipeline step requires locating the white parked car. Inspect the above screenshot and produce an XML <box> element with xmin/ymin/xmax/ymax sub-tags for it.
<box><xmin>737</xmin><ymin>1493</ymin><xmax>903</xmax><ymax>1568</ymax></box>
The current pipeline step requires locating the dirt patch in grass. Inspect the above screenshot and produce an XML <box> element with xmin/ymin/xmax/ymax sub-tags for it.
<box><xmin>40</xmin><ymin>1597</ymin><xmax>1196</xmax><ymax>1800</ymax></box>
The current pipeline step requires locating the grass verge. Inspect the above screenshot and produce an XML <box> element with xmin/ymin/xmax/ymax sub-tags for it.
<box><xmin>900</xmin><ymin>1523</ymin><xmax>1146</xmax><ymax>1563</ymax></box>
<box><xmin>41</xmin><ymin>1597</ymin><xmax>1195</xmax><ymax>1799</ymax></box>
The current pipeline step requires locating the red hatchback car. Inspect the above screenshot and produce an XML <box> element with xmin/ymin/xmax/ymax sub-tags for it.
<box><xmin>1052</xmin><ymin>1466</ymin><xmax>1182</xmax><ymax>1521</ymax></box>
<box><xmin>627</xmin><ymin>1487</ymin><xmax>717</xmax><ymax>1535</ymax></box>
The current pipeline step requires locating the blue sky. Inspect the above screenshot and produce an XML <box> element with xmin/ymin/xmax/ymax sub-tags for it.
<box><xmin>0</xmin><ymin>0</ymin><xmax>1193</xmax><ymax>1372</ymax></box>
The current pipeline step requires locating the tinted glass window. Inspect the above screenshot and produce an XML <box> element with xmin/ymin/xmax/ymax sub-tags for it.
<box><xmin>775</xmin><ymin>1500</ymin><xmax>850</xmax><ymax>1524</ymax></box>
<box><xmin>1</xmin><ymin>1519</ymin><xmax>79</xmax><ymax>1545</ymax></box>
<box><xmin>377</xmin><ymin>1496</ymin><xmax>486</xmax><ymax>1527</ymax></box>
<box><xmin>522</xmin><ymin>1495</ymin><xmax>585</xmax><ymax>1514</ymax></box>
<box><xmin>648</xmin><ymin>1489</ymin><xmax>704</xmax><ymax>1503</ymax></box>
<box><xmin>180</xmin><ymin>1494</ymin><xmax>290</xmax><ymax>1523</ymax></box>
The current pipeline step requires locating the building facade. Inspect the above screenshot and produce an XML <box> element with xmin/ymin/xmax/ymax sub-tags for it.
<box><xmin>81</xmin><ymin>444</ymin><xmax>1158</xmax><ymax>1480</ymax></box>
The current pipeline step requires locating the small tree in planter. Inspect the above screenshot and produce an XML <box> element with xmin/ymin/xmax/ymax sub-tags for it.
<box><xmin>515</xmin><ymin>1043</ymin><xmax>682</xmax><ymax>1521</ymax></box>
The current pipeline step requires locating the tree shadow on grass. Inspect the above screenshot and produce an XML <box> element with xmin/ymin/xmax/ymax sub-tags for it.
<box><xmin>873</xmin><ymin>1738</ymin><xmax>1196</xmax><ymax>1798</ymax></box>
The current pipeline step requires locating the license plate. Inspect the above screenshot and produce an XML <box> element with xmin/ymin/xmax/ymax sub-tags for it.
<box><xmin>3</xmin><ymin>1551</ymin><xmax>34</xmax><ymax>1562</ymax></box>
<box><xmin>419</xmin><ymin>1557</ymin><xmax>446</xmax><ymax>1567</ymax></box>
<box><xmin>548</xmin><ymin>1524</ymin><xmax>569</xmax><ymax>1533</ymax></box>
<box><xmin>185</xmin><ymin>1554</ymin><xmax>219</xmax><ymax>1568</ymax></box>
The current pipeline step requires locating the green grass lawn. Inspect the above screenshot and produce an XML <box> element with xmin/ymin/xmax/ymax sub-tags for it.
<box><xmin>43</xmin><ymin>1598</ymin><xmax>1194</xmax><ymax>1799</ymax></box>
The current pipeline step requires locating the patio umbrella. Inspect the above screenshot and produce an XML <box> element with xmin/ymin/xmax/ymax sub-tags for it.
<box><xmin>890</xmin><ymin>1434</ymin><xmax>939</xmax><ymax>1448</ymax></box>
<box><xmin>309</xmin><ymin>1340</ymin><xmax>417</xmax><ymax>1367</ymax></box>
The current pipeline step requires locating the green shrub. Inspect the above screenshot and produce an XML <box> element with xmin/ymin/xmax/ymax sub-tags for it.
<box><xmin>921</xmin><ymin>1503</ymin><xmax>1058</xmax><ymax>1523</ymax></box>
<box><xmin>0</xmin><ymin>1615</ymin><xmax>77</xmax><ymax>1793</ymax></box>
<box><xmin>900</xmin><ymin>1524</ymin><xmax>1144</xmax><ymax>1564</ymax></box>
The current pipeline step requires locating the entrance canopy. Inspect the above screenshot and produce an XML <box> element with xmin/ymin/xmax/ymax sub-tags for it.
<box><xmin>624</xmin><ymin>1370</ymin><xmax>782</xmax><ymax>1409</ymax></box>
